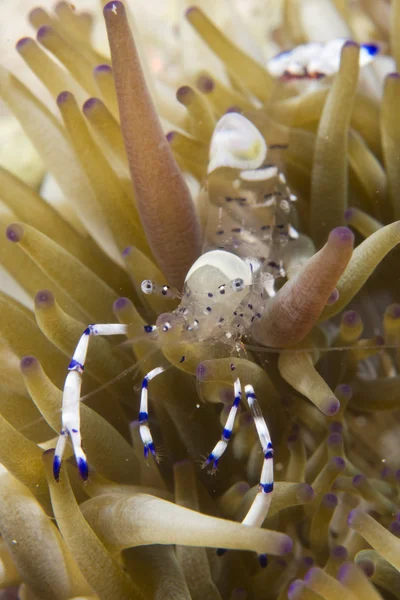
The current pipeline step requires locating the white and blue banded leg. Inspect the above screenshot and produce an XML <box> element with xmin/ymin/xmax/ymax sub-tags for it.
<box><xmin>53</xmin><ymin>323</ymin><xmax>129</xmax><ymax>482</ymax></box>
<box><xmin>243</xmin><ymin>384</ymin><xmax>274</xmax><ymax>568</ymax></box>
<box><xmin>203</xmin><ymin>377</ymin><xmax>242</xmax><ymax>473</ymax></box>
<box><xmin>139</xmin><ymin>366</ymin><xmax>167</xmax><ymax>461</ymax></box>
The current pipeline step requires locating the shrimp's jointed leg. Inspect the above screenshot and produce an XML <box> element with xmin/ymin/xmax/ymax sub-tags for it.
<box><xmin>203</xmin><ymin>377</ymin><xmax>242</xmax><ymax>473</ymax></box>
<box><xmin>53</xmin><ymin>324</ymin><xmax>129</xmax><ymax>482</ymax></box>
<box><xmin>242</xmin><ymin>383</ymin><xmax>274</xmax><ymax>567</ymax></box>
<box><xmin>139</xmin><ymin>366</ymin><xmax>167</xmax><ymax>460</ymax></box>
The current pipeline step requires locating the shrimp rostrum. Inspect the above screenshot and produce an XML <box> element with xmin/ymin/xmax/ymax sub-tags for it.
<box><xmin>54</xmin><ymin>112</ymin><xmax>297</xmax><ymax>565</ymax></box>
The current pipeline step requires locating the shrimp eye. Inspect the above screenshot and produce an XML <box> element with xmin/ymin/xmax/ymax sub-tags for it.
<box><xmin>141</xmin><ymin>280</ymin><xmax>154</xmax><ymax>294</ymax></box>
<box><xmin>231</xmin><ymin>278</ymin><xmax>245</xmax><ymax>292</ymax></box>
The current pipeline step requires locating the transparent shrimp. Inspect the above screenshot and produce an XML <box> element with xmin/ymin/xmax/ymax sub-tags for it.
<box><xmin>266</xmin><ymin>38</ymin><xmax>379</xmax><ymax>80</ymax></box>
<box><xmin>51</xmin><ymin>113</ymin><xmax>307</xmax><ymax>567</ymax></box>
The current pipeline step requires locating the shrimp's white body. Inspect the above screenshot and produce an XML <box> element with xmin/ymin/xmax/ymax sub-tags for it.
<box><xmin>54</xmin><ymin>113</ymin><xmax>296</xmax><ymax>566</ymax></box>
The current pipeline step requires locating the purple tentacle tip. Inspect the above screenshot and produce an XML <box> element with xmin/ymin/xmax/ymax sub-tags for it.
<box><xmin>281</xmin><ymin>536</ymin><xmax>293</xmax><ymax>554</ymax></box>
<box><xmin>329</xmin><ymin>421</ymin><xmax>343</xmax><ymax>433</ymax></box>
<box><xmin>166</xmin><ymin>131</ymin><xmax>175</xmax><ymax>143</ymax></box>
<box><xmin>332</xmin><ymin>456</ymin><xmax>345</xmax><ymax>470</ymax></box>
<box><xmin>113</xmin><ymin>297</ymin><xmax>129</xmax><ymax>311</ymax></box>
<box><xmin>352</xmin><ymin>473</ymin><xmax>365</xmax><ymax>487</ymax></box>
<box><xmin>94</xmin><ymin>64</ymin><xmax>112</xmax><ymax>73</ymax></box>
<box><xmin>57</xmin><ymin>90</ymin><xmax>72</xmax><ymax>105</ymax></box>
<box><xmin>195</xmin><ymin>362</ymin><xmax>207</xmax><ymax>380</ymax></box>
<box><xmin>37</xmin><ymin>25</ymin><xmax>52</xmax><ymax>39</ymax></box>
<box><xmin>389</xmin><ymin>521</ymin><xmax>400</xmax><ymax>536</ymax></box>
<box><xmin>197</xmin><ymin>75</ymin><xmax>214</xmax><ymax>93</ymax></box>
<box><xmin>338</xmin><ymin>563</ymin><xmax>353</xmax><ymax>581</ymax></box>
<box><xmin>122</xmin><ymin>246</ymin><xmax>132</xmax><ymax>257</ymax></box>
<box><xmin>342</xmin><ymin>310</ymin><xmax>360</xmax><ymax>326</ymax></box>
<box><xmin>387</xmin><ymin>72</ymin><xmax>400</xmax><ymax>79</ymax></box>
<box><xmin>6</xmin><ymin>224</ymin><xmax>23</xmax><ymax>243</ymax></box>
<box><xmin>327</xmin><ymin>432</ymin><xmax>342</xmax><ymax>446</ymax></box>
<box><xmin>35</xmin><ymin>289</ymin><xmax>54</xmax><ymax>306</ymax></box>
<box><xmin>83</xmin><ymin>97</ymin><xmax>101</xmax><ymax>112</ymax></box>
<box><xmin>347</xmin><ymin>508</ymin><xmax>358</xmax><ymax>526</ymax></box>
<box><xmin>388</xmin><ymin>304</ymin><xmax>400</xmax><ymax>319</ymax></box>
<box><xmin>104</xmin><ymin>1</ymin><xmax>124</xmax><ymax>13</ymax></box>
<box><xmin>330</xmin><ymin>226</ymin><xmax>354</xmax><ymax>244</ymax></box>
<box><xmin>20</xmin><ymin>356</ymin><xmax>37</xmax><ymax>370</ymax></box>
<box><xmin>16</xmin><ymin>37</ymin><xmax>31</xmax><ymax>50</ymax></box>
<box><xmin>326</xmin><ymin>396</ymin><xmax>340</xmax><ymax>415</ymax></box>
<box><xmin>288</xmin><ymin>580</ymin><xmax>303</xmax><ymax>598</ymax></box>
<box><xmin>358</xmin><ymin>559</ymin><xmax>375</xmax><ymax>577</ymax></box>
<box><xmin>343</xmin><ymin>40</ymin><xmax>359</xmax><ymax>49</ymax></box>
<box><xmin>344</xmin><ymin>207</ymin><xmax>354</xmax><ymax>221</ymax></box>
<box><xmin>185</xmin><ymin>6</ymin><xmax>197</xmax><ymax>17</ymax></box>
<box><xmin>332</xmin><ymin>545</ymin><xmax>347</xmax><ymax>559</ymax></box>
<box><xmin>323</xmin><ymin>493</ymin><xmax>338</xmax><ymax>508</ymax></box>
<box><xmin>326</xmin><ymin>288</ymin><xmax>339</xmax><ymax>305</ymax></box>
<box><xmin>336</xmin><ymin>383</ymin><xmax>352</xmax><ymax>397</ymax></box>
<box><xmin>304</xmin><ymin>566</ymin><xmax>317</xmax><ymax>582</ymax></box>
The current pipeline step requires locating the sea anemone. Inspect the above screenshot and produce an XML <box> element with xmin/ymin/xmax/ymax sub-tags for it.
<box><xmin>0</xmin><ymin>0</ymin><xmax>399</xmax><ymax>599</ymax></box>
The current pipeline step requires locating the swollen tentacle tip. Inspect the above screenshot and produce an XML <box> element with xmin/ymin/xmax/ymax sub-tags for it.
<box><xmin>196</xmin><ymin>74</ymin><xmax>214</xmax><ymax>93</ymax></box>
<box><xmin>176</xmin><ymin>85</ymin><xmax>194</xmax><ymax>104</ymax></box>
<box><xmin>337</xmin><ymin>563</ymin><xmax>357</xmax><ymax>582</ymax></box>
<box><xmin>336</xmin><ymin>383</ymin><xmax>352</xmax><ymax>398</ymax></box>
<box><xmin>342</xmin><ymin>310</ymin><xmax>360</xmax><ymax>326</ymax></box>
<box><xmin>329</xmin><ymin>226</ymin><xmax>354</xmax><ymax>245</ymax></box>
<box><xmin>258</xmin><ymin>554</ymin><xmax>268</xmax><ymax>568</ymax></box>
<box><xmin>77</xmin><ymin>457</ymin><xmax>89</xmax><ymax>481</ymax></box>
<box><xmin>20</xmin><ymin>355</ymin><xmax>39</xmax><ymax>373</ymax></box>
<box><xmin>343</xmin><ymin>40</ymin><xmax>359</xmax><ymax>49</ymax></box>
<box><xmin>326</xmin><ymin>288</ymin><xmax>339</xmax><ymax>305</ymax></box>
<box><xmin>386</xmin><ymin>304</ymin><xmax>400</xmax><ymax>319</ymax></box>
<box><xmin>333</xmin><ymin>456</ymin><xmax>346</xmax><ymax>470</ymax></box>
<box><xmin>35</xmin><ymin>289</ymin><xmax>55</xmax><ymax>309</ymax></box>
<box><xmin>36</xmin><ymin>25</ymin><xmax>52</xmax><ymax>39</ymax></box>
<box><xmin>344</xmin><ymin>207</ymin><xmax>355</xmax><ymax>221</ymax></box>
<box><xmin>82</xmin><ymin>97</ymin><xmax>101</xmax><ymax>113</ymax></box>
<box><xmin>103</xmin><ymin>1</ymin><xmax>124</xmax><ymax>15</ymax></box>
<box><xmin>195</xmin><ymin>362</ymin><xmax>207</xmax><ymax>381</ymax></box>
<box><xmin>323</xmin><ymin>493</ymin><xmax>338</xmax><ymax>509</ymax></box>
<box><xmin>6</xmin><ymin>223</ymin><xmax>24</xmax><ymax>243</ymax></box>
<box><xmin>16</xmin><ymin>37</ymin><xmax>32</xmax><ymax>50</ymax></box>
<box><xmin>94</xmin><ymin>64</ymin><xmax>112</xmax><ymax>73</ymax></box>
<box><xmin>122</xmin><ymin>246</ymin><xmax>132</xmax><ymax>257</ymax></box>
<box><xmin>352</xmin><ymin>474</ymin><xmax>366</xmax><ymax>487</ymax></box>
<box><xmin>389</xmin><ymin>521</ymin><xmax>400</xmax><ymax>536</ymax></box>
<box><xmin>387</xmin><ymin>72</ymin><xmax>400</xmax><ymax>79</ymax></box>
<box><xmin>304</xmin><ymin>566</ymin><xmax>318</xmax><ymax>582</ymax></box>
<box><xmin>185</xmin><ymin>6</ymin><xmax>198</xmax><ymax>18</ymax></box>
<box><xmin>287</xmin><ymin>580</ymin><xmax>303</xmax><ymax>599</ymax></box>
<box><xmin>166</xmin><ymin>131</ymin><xmax>175</xmax><ymax>143</ymax></box>
<box><xmin>357</xmin><ymin>559</ymin><xmax>375</xmax><ymax>578</ymax></box>
<box><xmin>113</xmin><ymin>297</ymin><xmax>129</xmax><ymax>311</ymax></box>
<box><xmin>327</xmin><ymin>432</ymin><xmax>342</xmax><ymax>446</ymax></box>
<box><xmin>57</xmin><ymin>90</ymin><xmax>73</xmax><ymax>105</ymax></box>
<box><xmin>296</xmin><ymin>483</ymin><xmax>314</xmax><ymax>503</ymax></box>
<box><xmin>347</xmin><ymin>508</ymin><xmax>359</xmax><ymax>526</ymax></box>
<box><xmin>325</xmin><ymin>396</ymin><xmax>340</xmax><ymax>416</ymax></box>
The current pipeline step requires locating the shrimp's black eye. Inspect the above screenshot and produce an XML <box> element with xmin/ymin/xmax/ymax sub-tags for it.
<box><xmin>231</xmin><ymin>278</ymin><xmax>245</xmax><ymax>292</ymax></box>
